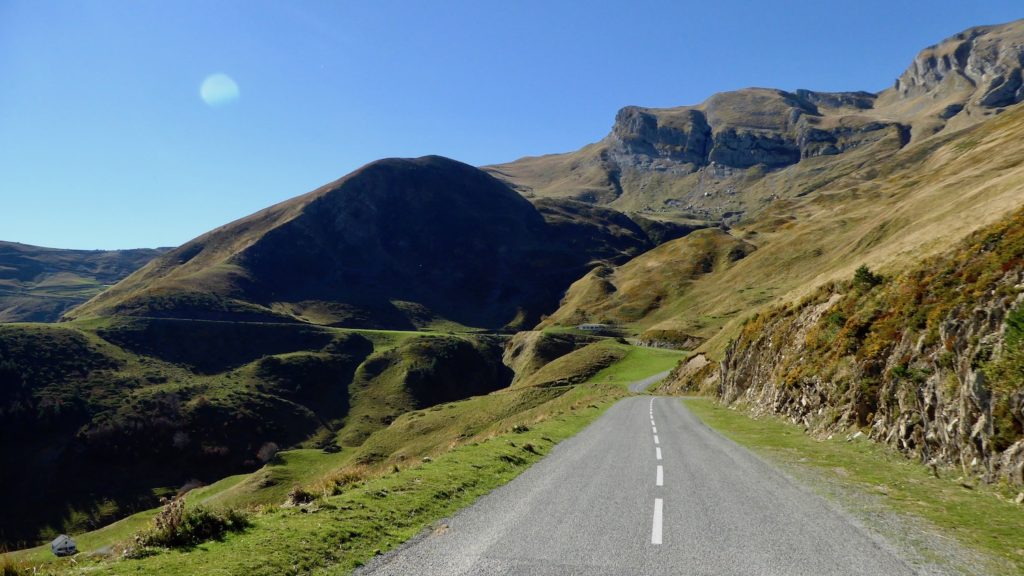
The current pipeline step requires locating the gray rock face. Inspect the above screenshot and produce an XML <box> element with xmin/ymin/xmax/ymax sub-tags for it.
<box><xmin>707</xmin><ymin>127</ymin><xmax>800</xmax><ymax>168</ymax></box>
<box><xmin>893</xmin><ymin>22</ymin><xmax>1024</xmax><ymax>110</ymax></box>
<box><xmin>612</xmin><ymin>106</ymin><xmax>710</xmax><ymax>168</ymax></box>
<box><xmin>606</xmin><ymin>90</ymin><xmax>907</xmax><ymax>174</ymax></box>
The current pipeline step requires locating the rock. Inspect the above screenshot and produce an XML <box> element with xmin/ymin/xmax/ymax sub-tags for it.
<box><xmin>891</xmin><ymin>22</ymin><xmax>1024</xmax><ymax>110</ymax></box>
<box><xmin>716</xmin><ymin>257</ymin><xmax>1024</xmax><ymax>486</ymax></box>
<box><xmin>1015</xmin><ymin>492</ymin><xmax>1024</xmax><ymax>505</ymax></box>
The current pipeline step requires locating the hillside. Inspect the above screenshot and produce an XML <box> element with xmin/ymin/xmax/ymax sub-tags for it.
<box><xmin>661</xmin><ymin>206</ymin><xmax>1024</xmax><ymax>486</ymax></box>
<box><xmin>63</xmin><ymin>156</ymin><xmax>683</xmax><ymax>331</ymax></box>
<box><xmin>538</xmin><ymin>92</ymin><xmax>1024</xmax><ymax>355</ymax></box>
<box><xmin>0</xmin><ymin>243</ymin><xmax>167</xmax><ymax>322</ymax></box>
<box><xmin>0</xmin><ymin>318</ymin><xmax>514</xmax><ymax>548</ymax></box>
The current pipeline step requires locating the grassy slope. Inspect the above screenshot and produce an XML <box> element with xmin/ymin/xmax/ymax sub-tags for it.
<box><xmin>540</xmin><ymin>102</ymin><xmax>1024</xmax><ymax>359</ymax></box>
<box><xmin>0</xmin><ymin>243</ymin><xmax>166</xmax><ymax>323</ymax></box>
<box><xmin>685</xmin><ymin>398</ymin><xmax>1024</xmax><ymax>575</ymax></box>
<box><xmin>587</xmin><ymin>344</ymin><xmax>688</xmax><ymax>385</ymax></box>
<box><xmin>0</xmin><ymin>318</ymin><xmax>509</xmax><ymax>549</ymax></box>
<box><xmin>5</xmin><ymin>345</ymin><xmax>679</xmax><ymax>574</ymax></box>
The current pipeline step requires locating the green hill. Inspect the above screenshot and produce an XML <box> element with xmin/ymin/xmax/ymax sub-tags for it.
<box><xmin>0</xmin><ymin>318</ymin><xmax>510</xmax><ymax>548</ymax></box>
<box><xmin>0</xmin><ymin>242</ymin><xmax>167</xmax><ymax>323</ymax></box>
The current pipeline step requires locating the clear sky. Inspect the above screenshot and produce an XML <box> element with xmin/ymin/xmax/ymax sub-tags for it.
<box><xmin>2</xmin><ymin>1</ymin><xmax>1021</xmax><ymax>249</ymax></box>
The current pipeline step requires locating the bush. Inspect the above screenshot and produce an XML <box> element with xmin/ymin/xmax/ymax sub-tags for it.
<box><xmin>285</xmin><ymin>485</ymin><xmax>317</xmax><ymax>506</ymax></box>
<box><xmin>256</xmin><ymin>442</ymin><xmax>280</xmax><ymax>463</ymax></box>
<box><xmin>134</xmin><ymin>498</ymin><xmax>249</xmax><ymax>549</ymax></box>
<box><xmin>853</xmin><ymin>265</ymin><xmax>882</xmax><ymax>289</ymax></box>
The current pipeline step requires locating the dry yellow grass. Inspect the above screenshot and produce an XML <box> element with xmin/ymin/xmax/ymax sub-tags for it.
<box><xmin>542</xmin><ymin>103</ymin><xmax>1024</xmax><ymax>359</ymax></box>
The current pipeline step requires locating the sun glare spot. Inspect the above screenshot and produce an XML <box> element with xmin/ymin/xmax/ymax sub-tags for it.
<box><xmin>199</xmin><ymin>73</ymin><xmax>240</xmax><ymax>107</ymax></box>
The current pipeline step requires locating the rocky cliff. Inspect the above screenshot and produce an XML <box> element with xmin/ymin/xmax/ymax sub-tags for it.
<box><xmin>486</xmin><ymin>19</ymin><xmax>1024</xmax><ymax>219</ymax></box>
<box><xmin>671</xmin><ymin>210</ymin><xmax>1024</xmax><ymax>485</ymax></box>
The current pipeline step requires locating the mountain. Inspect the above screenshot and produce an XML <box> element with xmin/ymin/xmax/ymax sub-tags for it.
<box><xmin>538</xmin><ymin>97</ymin><xmax>1024</xmax><ymax>352</ymax></box>
<box><xmin>64</xmin><ymin>156</ymin><xmax>682</xmax><ymax>331</ymax></box>
<box><xmin>485</xmin><ymin>19</ymin><xmax>1024</xmax><ymax>223</ymax></box>
<box><xmin>0</xmin><ymin>156</ymin><xmax>688</xmax><ymax>547</ymax></box>
<box><xmin>4</xmin><ymin>17</ymin><xmax>1024</xmax><ymax>571</ymax></box>
<box><xmin>0</xmin><ymin>242</ymin><xmax>167</xmax><ymax>322</ymax></box>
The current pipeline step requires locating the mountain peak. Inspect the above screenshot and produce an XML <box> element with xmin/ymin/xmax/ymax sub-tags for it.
<box><xmin>877</xmin><ymin>18</ymin><xmax>1024</xmax><ymax>129</ymax></box>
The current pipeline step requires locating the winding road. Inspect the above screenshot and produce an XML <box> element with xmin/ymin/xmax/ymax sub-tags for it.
<box><xmin>355</xmin><ymin>393</ymin><xmax>918</xmax><ymax>575</ymax></box>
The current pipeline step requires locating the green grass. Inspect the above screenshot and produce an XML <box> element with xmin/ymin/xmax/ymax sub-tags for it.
<box><xmin>5</xmin><ymin>342</ymin><xmax>676</xmax><ymax>574</ymax></box>
<box><xmin>589</xmin><ymin>344</ymin><xmax>687</xmax><ymax>386</ymax></box>
<box><xmin>21</xmin><ymin>383</ymin><xmax>626</xmax><ymax>575</ymax></box>
<box><xmin>0</xmin><ymin>319</ymin><xmax>508</xmax><ymax>550</ymax></box>
<box><xmin>685</xmin><ymin>398</ymin><xmax>1024</xmax><ymax>575</ymax></box>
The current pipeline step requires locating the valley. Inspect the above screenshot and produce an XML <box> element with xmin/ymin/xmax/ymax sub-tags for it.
<box><xmin>2</xmin><ymin>15</ymin><xmax>1024</xmax><ymax>576</ymax></box>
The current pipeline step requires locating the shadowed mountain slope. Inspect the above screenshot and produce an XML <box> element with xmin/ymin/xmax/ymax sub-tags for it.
<box><xmin>65</xmin><ymin>156</ymin><xmax>670</xmax><ymax>330</ymax></box>
<box><xmin>0</xmin><ymin>318</ymin><xmax>511</xmax><ymax>548</ymax></box>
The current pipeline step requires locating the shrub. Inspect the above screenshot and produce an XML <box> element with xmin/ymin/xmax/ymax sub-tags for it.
<box><xmin>318</xmin><ymin>466</ymin><xmax>369</xmax><ymax>495</ymax></box>
<box><xmin>134</xmin><ymin>498</ymin><xmax>249</xmax><ymax>549</ymax></box>
<box><xmin>853</xmin><ymin>265</ymin><xmax>883</xmax><ymax>289</ymax></box>
<box><xmin>285</xmin><ymin>485</ymin><xmax>317</xmax><ymax>506</ymax></box>
<box><xmin>256</xmin><ymin>442</ymin><xmax>280</xmax><ymax>463</ymax></box>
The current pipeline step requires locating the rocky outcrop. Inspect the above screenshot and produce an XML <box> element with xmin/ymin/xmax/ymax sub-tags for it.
<box><xmin>675</xmin><ymin>212</ymin><xmax>1024</xmax><ymax>486</ymax></box>
<box><xmin>710</xmin><ymin>273</ymin><xmax>1024</xmax><ymax>485</ymax></box>
<box><xmin>892</xmin><ymin>22</ymin><xmax>1024</xmax><ymax>110</ymax></box>
<box><xmin>606</xmin><ymin>90</ymin><xmax>908</xmax><ymax>175</ymax></box>
<box><xmin>612</xmin><ymin>107</ymin><xmax>710</xmax><ymax>170</ymax></box>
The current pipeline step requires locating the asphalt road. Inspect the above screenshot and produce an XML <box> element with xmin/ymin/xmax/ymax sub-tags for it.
<box><xmin>355</xmin><ymin>395</ymin><xmax>919</xmax><ymax>576</ymax></box>
<box><xmin>627</xmin><ymin>370</ymin><xmax>671</xmax><ymax>393</ymax></box>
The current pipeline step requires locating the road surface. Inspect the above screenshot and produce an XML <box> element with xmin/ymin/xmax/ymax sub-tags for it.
<box><xmin>627</xmin><ymin>369</ymin><xmax>671</xmax><ymax>393</ymax></box>
<box><xmin>355</xmin><ymin>395</ymin><xmax>918</xmax><ymax>576</ymax></box>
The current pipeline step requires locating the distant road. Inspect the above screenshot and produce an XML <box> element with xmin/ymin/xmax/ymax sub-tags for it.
<box><xmin>355</xmin><ymin>395</ymin><xmax>917</xmax><ymax>575</ymax></box>
<box><xmin>627</xmin><ymin>369</ymin><xmax>671</xmax><ymax>393</ymax></box>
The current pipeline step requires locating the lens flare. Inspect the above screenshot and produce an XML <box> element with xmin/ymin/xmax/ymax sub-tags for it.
<box><xmin>199</xmin><ymin>73</ymin><xmax>240</xmax><ymax>107</ymax></box>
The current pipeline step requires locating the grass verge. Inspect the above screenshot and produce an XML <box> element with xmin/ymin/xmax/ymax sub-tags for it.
<box><xmin>17</xmin><ymin>383</ymin><xmax>625</xmax><ymax>575</ymax></box>
<box><xmin>685</xmin><ymin>398</ymin><xmax>1024</xmax><ymax>575</ymax></box>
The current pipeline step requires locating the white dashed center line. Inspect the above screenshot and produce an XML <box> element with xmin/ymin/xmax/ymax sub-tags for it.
<box><xmin>650</xmin><ymin>398</ymin><xmax>664</xmax><ymax>545</ymax></box>
<box><xmin>652</xmin><ymin>498</ymin><xmax>663</xmax><ymax>545</ymax></box>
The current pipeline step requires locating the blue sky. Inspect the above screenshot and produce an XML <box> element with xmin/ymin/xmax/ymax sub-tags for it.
<box><xmin>2</xmin><ymin>1</ymin><xmax>1021</xmax><ymax>249</ymax></box>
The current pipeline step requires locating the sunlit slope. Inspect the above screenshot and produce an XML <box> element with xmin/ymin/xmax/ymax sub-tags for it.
<box><xmin>542</xmin><ymin>102</ymin><xmax>1024</xmax><ymax>357</ymax></box>
<box><xmin>0</xmin><ymin>242</ymin><xmax>166</xmax><ymax>322</ymax></box>
<box><xmin>487</xmin><ymin>20</ymin><xmax>1024</xmax><ymax>226</ymax></box>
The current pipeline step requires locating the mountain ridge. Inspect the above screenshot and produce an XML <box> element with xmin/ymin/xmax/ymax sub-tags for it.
<box><xmin>485</xmin><ymin>18</ymin><xmax>1024</xmax><ymax>220</ymax></box>
<box><xmin>64</xmin><ymin>156</ymin><xmax>681</xmax><ymax>330</ymax></box>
